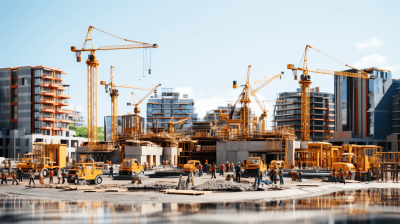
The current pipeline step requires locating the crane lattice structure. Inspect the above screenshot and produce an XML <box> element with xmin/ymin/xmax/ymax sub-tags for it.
<box><xmin>287</xmin><ymin>45</ymin><xmax>374</xmax><ymax>142</ymax></box>
<box><xmin>100</xmin><ymin>66</ymin><xmax>151</xmax><ymax>142</ymax></box>
<box><xmin>71</xmin><ymin>26</ymin><xmax>158</xmax><ymax>147</ymax></box>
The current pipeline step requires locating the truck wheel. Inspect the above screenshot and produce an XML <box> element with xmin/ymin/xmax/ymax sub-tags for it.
<box><xmin>74</xmin><ymin>176</ymin><xmax>79</xmax><ymax>185</ymax></box>
<box><xmin>42</xmin><ymin>169</ymin><xmax>49</xmax><ymax>177</ymax></box>
<box><xmin>95</xmin><ymin>176</ymin><xmax>102</xmax><ymax>185</ymax></box>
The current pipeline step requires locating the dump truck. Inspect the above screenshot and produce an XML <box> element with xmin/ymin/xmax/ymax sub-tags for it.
<box><xmin>269</xmin><ymin>160</ymin><xmax>285</xmax><ymax>170</ymax></box>
<box><xmin>183</xmin><ymin>160</ymin><xmax>201</xmax><ymax>172</ymax></box>
<box><xmin>119</xmin><ymin>159</ymin><xmax>144</xmax><ymax>175</ymax></box>
<box><xmin>68</xmin><ymin>162</ymin><xmax>103</xmax><ymax>185</ymax></box>
<box><xmin>244</xmin><ymin>157</ymin><xmax>268</xmax><ymax>174</ymax></box>
<box><xmin>16</xmin><ymin>154</ymin><xmax>37</xmax><ymax>172</ymax></box>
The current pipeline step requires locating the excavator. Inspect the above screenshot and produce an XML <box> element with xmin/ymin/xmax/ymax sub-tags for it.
<box><xmin>168</xmin><ymin>116</ymin><xmax>189</xmax><ymax>133</ymax></box>
<box><xmin>100</xmin><ymin>66</ymin><xmax>151</xmax><ymax>141</ymax></box>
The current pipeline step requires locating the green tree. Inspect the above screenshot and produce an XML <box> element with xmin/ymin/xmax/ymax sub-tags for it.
<box><xmin>68</xmin><ymin>124</ymin><xmax>104</xmax><ymax>140</ymax></box>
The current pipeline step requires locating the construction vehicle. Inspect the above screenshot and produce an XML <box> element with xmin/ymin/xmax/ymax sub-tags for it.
<box><xmin>71</xmin><ymin>26</ymin><xmax>158</xmax><ymax>147</ymax></box>
<box><xmin>331</xmin><ymin>153</ymin><xmax>357</xmax><ymax>172</ymax></box>
<box><xmin>68</xmin><ymin>162</ymin><xmax>103</xmax><ymax>185</ymax></box>
<box><xmin>100</xmin><ymin>66</ymin><xmax>151</xmax><ymax>142</ymax></box>
<box><xmin>119</xmin><ymin>159</ymin><xmax>144</xmax><ymax>175</ymax></box>
<box><xmin>244</xmin><ymin>157</ymin><xmax>268</xmax><ymax>175</ymax></box>
<box><xmin>127</xmin><ymin>82</ymin><xmax>161</xmax><ymax>133</ymax></box>
<box><xmin>168</xmin><ymin>115</ymin><xmax>190</xmax><ymax>133</ymax></box>
<box><xmin>183</xmin><ymin>160</ymin><xmax>201</xmax><ymax>172</ymax></box>
<box><xmin>17</xmin><ymin>143</ymin><xmax>67</xmax><ymax>176</ymax></box>
<box><xmin>269</xmin><ymin>160</ymin><xmax>285</xmax><ymax>170</ymax></box>
<box><xmin>287</xmin><ymin>45</ymin><xmax>374</xmax><ymax>141</ymax></box>
<box><xmin>226</xmin><ymin>65</ymin><xmax>282</xmax><ymax>138</ymax></box>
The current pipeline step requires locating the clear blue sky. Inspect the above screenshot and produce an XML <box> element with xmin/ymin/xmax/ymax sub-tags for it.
<box><xmin>1</xmin><ymin>0</ymin><xmax>399</xmax><ymax>129</ymax></box>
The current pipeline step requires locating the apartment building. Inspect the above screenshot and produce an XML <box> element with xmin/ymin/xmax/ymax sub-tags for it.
<box><xmin>0</xmin><ymin>65</ymin><xmax>86</xmax><ymax>158</ymax></box>
<box><xmin>273</xmin><ymin>87</ymin><xmax>335</xmax><ymax>141</ymax></box>
<box><xmin>104</xmin><ymin>114</ymin><xmax>145</xmax><ymax>141</ymax></box>
<box><xmin>146</xmin><ymin>88</ymin><xmax>198</xmax><ymax>131</ymax></box>
<box><xmin>67</xmin><ymin>104</ymin><xmax>85</xmax><ymax>127</ymax></box>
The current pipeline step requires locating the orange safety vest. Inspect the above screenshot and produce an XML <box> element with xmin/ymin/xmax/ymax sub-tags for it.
<box><xmin>231</xmin><ymin>164</ymin><xmax>234</xmax><ymax>168</ymax></box>
<box><xmin>198</xmin><ymin>164</ymin><xmax>202</xmax><ymax>170</ymax></box>
<box><xmin>49</xmin><ymin>171</ymin><xmax>53</xmax><ymax>177</ymax></box>
<box><xmin>1</xmin><ymin>173</ymin><xmax>5</xmax><ymax>178</ymax></box>
<box><xmin>225</xmin><ymin>163</ymin><xmax>230</xmax><ymax>168</ymax></box>
<box><xmin>220</xmin><ymin>164</ymin><xmax>224</xmax><ymax>170</ymax></box>
<box><xmin>13</xmin><ymin>173</ymin><xmax>16</xmax><ymax>179</ymax></box>
<box><xmin>212</xmin><ymin>165</ymin><xmax>216</xmax><ymax>171</ymax></box>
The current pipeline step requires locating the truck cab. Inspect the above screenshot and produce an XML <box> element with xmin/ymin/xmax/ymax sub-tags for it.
<box><xmin>119</xmin><ymin>159</ymin><xmax>144</xmax><ymax>175</ymax></box>
<box><xmin>183</xmin><ymin>160</ymin><xmax>201</xmax><ymax>172</ymax></box>
<box><xmin>68</xmin><ymin>162</ymin><xmax>103</xmax><ymax>185</ymax></box>
<box><xmin>269</xmin><ymin>160</ymin><xmax>285</xmax><ymax>170</ymax></box>
<box><xmin>17</xmin><ymin>157</ymin><xmax>36</xmax><ymax>172</ymax></box>
<box><xmin>36</xmin><ymin>157</ymin><xmax>56</xmax><ymax>177</ymax></box>
<box><xmin>244</xmin><ymin>157</ymin><xmax>268</xmax><ymax>174</ymax></box>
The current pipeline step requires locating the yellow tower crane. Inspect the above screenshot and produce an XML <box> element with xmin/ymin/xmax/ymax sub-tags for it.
<box><xmin>71</xmin><ymin>26</ymin><xmax>158</xmax><ymax>147</ymax></box>
<box><xmin>229</xmin><ymin>65</ymin><xmax>282</xmax><ymax>137</ymax></box>
<box><xmin>168</xmin><ymin>116</ymin><xmax>190</xmax><ymax>133</ymax></box>
<box><xmin>127</xmin><ymin>83</ymin><xmax>161</xmax><ymax>133</ymax></box>
<box><xmin>100</xmin><ymin>66</ymin><xmax>151</xmax><ymax>142</ymax></box>
<box><xmin>287</xmin><ymin>45</ymin><xmax>374</xmax><ymax>142</ymax></box>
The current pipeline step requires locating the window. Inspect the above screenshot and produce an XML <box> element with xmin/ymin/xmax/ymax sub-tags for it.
<box><xmin>147</xmin><ymin>104</ymin><xmax>152</xmax><ymax>108</ymax></box>
<box><xmin>174</xmin><ymin>105</ymin><xmax>179</xmax><ymax>108</ymax></box>
<box><xmin>22</xmin><ymin>78</ymin><xmax>25</xmax><ymax>85</ymax></box>
<box><xmin>165</xmin><ymin>100</ymin><xmax>171</xmax><ymax>103</ymax></box>
<box><xmin>12</xmin><ymin>88</ymin><xmax>17</xmax><ymax>102</ymax></box>
<box><xmin>12</xmin><ymin>105</ymin><xmax>17</xmax><ymax>119</ymax></box>
<box><xmin>16</xmin><ymin>138</ymin><xmax>20</xmax><ymax>146</ymax></box>
<box><xmin>25</xmin><ymin>139</ymin><xmax>29</xmax><ymax>146</ymax></box>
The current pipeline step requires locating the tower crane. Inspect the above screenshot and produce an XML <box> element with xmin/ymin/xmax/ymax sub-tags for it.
<box><xmin>287</xmin><ymin>45</ymin><xmax>374</xmax><ymax>141</ymax></box>
<box><xmin>71</xmin><ymin>26</ymin><xmax>158</xmax><ymax>147</ymax></box>
<box><xmin>226</xmin><ymin>65</ymin><xmax>282</xmax><ymax>137</ymax></box>
<box><xmin>168</xmin><ymin>116</ymin><xmax>190</xmax><ymax>133</ymax></box>
<box><xmin>127</xmin><ymin>83</ymin><xmax>161</xmax><ymax>133</ymax></box>
<box><xmin>100</xmin><ymin>66</ymin><xmax>151</xmax><ymax>142</ymax></box>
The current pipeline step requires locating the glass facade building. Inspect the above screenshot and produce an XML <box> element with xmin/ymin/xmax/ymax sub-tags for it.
<box><xmin>273</xmin><ymin>87</ymin><xmax>335</xmax><ymax>141</ymax></box>
<box><xmin>146</xmin><ymin>88</ymin><xmax>198</xmax><ymax>131</ymax></box>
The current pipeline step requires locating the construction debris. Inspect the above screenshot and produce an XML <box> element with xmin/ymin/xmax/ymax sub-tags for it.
<box><xmin>194</xmin><ymin>180</ymin><xmax>255</xmax><ymax>191</ymax></box>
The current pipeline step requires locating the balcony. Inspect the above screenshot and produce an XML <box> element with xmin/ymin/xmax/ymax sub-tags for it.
<box><xmin>41</xmin><ymin>108</ymin><xmax>55</xmax><ymax>113</ymax></box>
<box><xmin>40</xmin><ymin>92</ymin><xmax>55</xmax><ymax>97</ymax></box>
<box><xmin>57</xmin><ymin>94</ymin><xmax>71</xmax><ymax>99</ymax></box>
<box><xmin>55</xmin><ymin>109</ymin><xmax>72</xmax><ymax>114</ymax></box>
<box><xmin>39</xmin><ymin>117</ymin><xmax>55</xmax><ymax>122</ymax></box>
<box><xmin>42</xmin><ymin>75</ymin><xmax>54</xmax><ymax>80</ymax></box>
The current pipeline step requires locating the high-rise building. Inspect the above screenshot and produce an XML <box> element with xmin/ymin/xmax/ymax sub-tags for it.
<box><xmin>67</xmin><ymin>104</ymin><xmax>85</xmax><ymax>127</ymax></box>
<box><xmin>103</xmin><ymin>114</ymin><xmax>145</xmax><ymax>141</ymax></box>
<box><xmin>146</xmin><ymin>88</ymin><xmax>198</xmax><ymax>131</ymax></box>
<box><xmin>273</xmin><ymin>87</ymin><xmax>335</xmax><ymax>141</ymax></box>
<box><xmin>0</xmin><ymin>66</ymin><xmax>86</xmax><ymax>158</ymax></box>
<box><xmin>330</xmin><ymin>68</ymin><xmax>395</xmax><ymax>149</ymax></box>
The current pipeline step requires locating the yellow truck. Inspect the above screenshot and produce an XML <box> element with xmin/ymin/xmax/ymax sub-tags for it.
<box><xmin>269</xmin><ymin>160</ymin><xmax>285</xmax><ymax>170</ymax></box>
<box><xmin>183</xmin><ymin>160</ymin><xmax>201</xmax><ymax>172</ymax></box>
<box><xmin>244</xmin><ymin>157</ymin><xmax>268</xmax><ymax>174</ymax></box>
<box><xmin>68</xmin><ymin>162</ymin><xmax>103</xmax><ymax>185</ymax></box>
<box><xmin>17</xmin><ymin>154</ymin><xmax>36</xmax><ymax>172</ymax></box>
<box><xmin>119</xmin><ymin>159</ymin><xmax>144</xmax><ymax>175</ymax></box>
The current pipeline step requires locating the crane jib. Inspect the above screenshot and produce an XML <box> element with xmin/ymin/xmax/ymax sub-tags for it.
<box><xmin>98</xmin><ymin>44</ymin><xmax>153</xmax><ymax>50</ymax></box>
<box><xmin>316</xmin><ymin>69</ymin><xmax>370</xmax><ymax>79</ymax></box>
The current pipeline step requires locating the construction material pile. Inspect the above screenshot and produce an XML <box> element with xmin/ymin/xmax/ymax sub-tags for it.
<box><xmin>123</xmin><ymin>182</ymin><xmax>176</xmax><ymax>189</ymax></box>
<box><xmin>194</xmin><ymin>180</ymin><xmax>254</xmax><ymax>191</ymax></box>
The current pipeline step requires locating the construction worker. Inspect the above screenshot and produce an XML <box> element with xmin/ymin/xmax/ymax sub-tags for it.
<box><xmin>18</xmin><ymin>168</ymin><xmax>23</xmax><ymax>182</ymax></box>
<box><xmin>109</xmin><ymin>164</ymin><xmax>114</xmax><ymax>177</ymax></box>
<box><xmin>62</xmin><ymin>170</ymin><xmax>66</xmax><ymax>184</ymax></box>
<box><xmin>367</xmin><ymin>169</ymin><xmax>371</xmax><ymax>182</ymax></box>
<box><xmin>66</xmin><ymin>156</ymin><xmax>69</xmax><ymax>164</ymax></box>
<box><xmin>348</xmin><ymin>170</ymin><xmax>352</xmax><ymax>180</ymax></box>
<box><xmin>219</xmin><ymin>162</ymin><xmax>224</xmax><ymax>176</ymax></box>
<box><xmin>39</xmin><ymin>171</ymin><xmax>44</xmax><ymax>185</ymax></box>
<box><xmin>236</xmin><ymin>162</ymin><xmax>241</xmax><ymax>183</ymax></box>
<box><xmin>254</xmin><ymin>167</ymin><xmax>260</xmax><ymax>188</ymax></box>
<box><xmin>205</xmin><ymin>159</ymin><xmax>208</xmax><ymax>165</ymax></box>
<box><xmin>291</xmin><ymin>164</ymin><xmax>294</xmax><ymax>169</ymax></box>
<box><xmin>278</xmin><ymin>167</ymin><xmax>284</xmax><ymax>185</ymax></box>
<box><xmin>29</xmin><ymin>171</ymin><xmax>35</xmax><ymax>185</ymax></box>
<box><xmin>57</xmin><ymin>168</ymin><xmax>62</xmax><ymax>184</ymax></box>
<box><xmin>211</xmin><ymin>163</ymin><xmax>216</xmax><ymax>179</ymax></box>
<box><xmin>272</xmin><ymin>166</ymin><xmax>277</xmax><ymax>184</ymax></box>
<box><xmin>198</xmin><ymin>163</ymin><xmax>203</xmax><ymax>176</ymax></box>
<box><xmin>1</xmin><ymin>171</ymin><xmax>7</xmax><ymax>185</ymax></box>
<box><xmin>298</xmin><ymin>171</ymin><xmax>303</xmax><ymax>182</ymax></box>
<box><xmin>340</xmin><ymin>168</ymin><xmax>346</xmax><ymax>185</ymax></box>
<box><xmin>12</xmin><ymin>171</ymin><xmax>17</xmax><ymax>185</ymax></box>
<box><xmin>49</xmin><ymin>169</ymin><xmax>54</xmax><ymax>184</ymax></box>
<box><xmin>332</xmin><ymin>169</ymin><xmax>337</xmax><ymax>183</ymax></box>
<box><xmin>225</xmin><ymin>161</ymin><xmax>230</xmax><ymax>173</ymax></box>
<box><xmin>357</xmin><ymin>168</ymin><xmax>362</xmax><ymax>181</ymax></box>
<box><xmin>231</xmin><ymin>163</ymin><xmax>234</xmax><ymax>172</ymax></box>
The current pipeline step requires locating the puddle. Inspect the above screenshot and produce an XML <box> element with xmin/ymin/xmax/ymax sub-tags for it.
<box><xmin>1</xmin><ymin>188</ymin><xmax>400</xmax><ymax>223</ymax></box>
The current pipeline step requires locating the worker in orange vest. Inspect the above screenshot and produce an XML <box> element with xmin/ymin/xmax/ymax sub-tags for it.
<box><xmin>219</xmin><ymin>162</ymin><xmax>224</xmax><ymax>176</ymax></box>
<box><xmin>357</xmin><ymin>168</ymin><xmax>362</xmax><ymax>182</ymax></box>
<box><xmin>340</xmin><ymin>168</ymin><xmax>346</xmax><ymax>185</ymax></box>
<box><xmin>49</xmin><ymin>169</ymin><xmax>54</xmax><ymax>184</ymax></box>
<box><xmin>1</xmin><ymin>171</ymin><xmax>7</xmax><ymax>185</ymax></box>
<box><xmin>211</xmin><ymin>163</ymin><xmax>216</xmax><ymax>179</ymax></box>
<box><xmin>205</xmin><ymin>159</ymin><xmax>208</xmax><ymax>165</ymax></box>
<box><xmin>348</xmin><ymin>170</ymin><xmax>352</xmax><ymax>180</ymax></box>
<box><xmin>12</xmin><ymin>172</ymin><xmax>17</xmax><ymax>185</ymax></box>
<box><xmin>198</xmin><ymin>163</ymin><xmax>203</xmax><ymax>176</ymax></box>
<box><xmin>331</xmin><ymin>169</ymin><xmax>337</xmax><ymax>183</ymax></box>
<box><xmin>29</xmin><ymin>171</ymin><xmax>35</xmax><ymax>185</ymax></box>
<box><xmin>225</xmin><ymin>161</ymin><xmax>230</xmax><ymax>173</ymax></box>
<box><xmin>230</xmin><ymin>163</ymin><xmax>234</xmax><ymax>172</ymax></box>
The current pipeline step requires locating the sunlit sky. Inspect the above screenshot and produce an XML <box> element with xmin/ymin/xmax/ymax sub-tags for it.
<box><xmin>1</xmin><ymin>1</ymin><xmax>399</xmax><ymax>129</ymax></box>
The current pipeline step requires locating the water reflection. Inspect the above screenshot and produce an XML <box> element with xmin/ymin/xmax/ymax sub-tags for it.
<box><xmin>1</xmin><ymin>189</ymin><xmax>400</xmax><ymax>223</ymax></box>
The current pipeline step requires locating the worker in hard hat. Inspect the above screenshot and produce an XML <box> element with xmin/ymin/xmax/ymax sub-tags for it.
<box><xmin>198</xmin><ymin>163</ymin><xmax>203</xmax><ymax>177</ymax></box>
<box><xmin>62</xmin><ymin>169</ymin><xmax>66</xmax><ymax>184</ymax></box>
<box><xmin>57</xmin><ymin>168</ymin><xmax>62</xmax><ymax>184</ymax></box>
<box><xmin>340</xmin><ymin>168</ymin><xmax>346</xmax><ymax>185</ymax></box>
<box><xmin>357</xmin><ymin>168</ymin><xmax>362</xmax><ymax>182</ymax></box>
<box><xmin>348</xmin><ymin>169</ymin><xmax>352</xmax><ymax>180</ymax></box>
<box><xmin>49</xmin><ymin>169</ymin><xmax>54</xmax><ymax>184</ymax></box>
<box><xmin>211</xmin><ymin>163</ymin><xmax>216</xmax><ymax>179</ymax></box>
<box><xmin>230</xmin><ymin>163</ymin><xmax>234</xmax><ymax>172</ymax></box>
<box><xmin>367</xmin><ymin>169</ymin><xmax>371</xmax><ymax>182</ymax></box>
<box><xmin>18</xmin><ymin>168</ymin><xmax>23</xmax><ymax>182</ymax></box>
<box><xmin>278</xmin><ymin>167</ymin><xmax>284</xmax><ymax>185</ymax></box>
<box><xmin>331</xmin><ymin>169</ymin><xmax>337</xmax><ymax>184</ymax></box>
<box><xmin>28</xmin><ymin>170</ymin><xmax>35</xmax><ymax>185</ymax></box>
<box><xmin>109</xmin><ymin>163</ymin><xmax>114</xmax><ymax>178</ymax></box>
<box><xmin>219</xmin><ymin>162</ymin><xmax>224</xmax><ymax>176</ymax></box>
<box><xmin>12</xmin><ymin>171</ymin><xmax>17</xmax><ymax>185</ymax></box>
<box><xmin>272</xmin><ymin>166</ymin><xmax>277</xmax><ymax>184</ymax></box>
<box><xmin>254</xmin><ymin>167</ymin><xmax>261</xmax><ymax>188</ymax></box>
<box><xmin>39</xmin><ymin>170</ymin><xmax>44</xmax><ymax>185</ymax></box>
<box><xmin>235</xmin><ymin>162</ymin><xmax>241</xmax><ymax>183</ymax></box>
<box><xmin>1</xmin><ymin>170</ymin><xmax>7</xmax><ymax>185</ymax></box>
<box><xmin>225</xmin><ymin>161</ymin><xmax>230</xmax><ymax>173</ymax></box>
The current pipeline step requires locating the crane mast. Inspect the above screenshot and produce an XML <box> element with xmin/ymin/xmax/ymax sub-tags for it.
<box><xmin>71</xmin><ymin>26</ymin><xmax>158</xmax><ymax>147</ymax></box>
<box><xmin>287</xmin><ymin>45</ymin><xmax>373</xmax><ymax>142</ymax></box>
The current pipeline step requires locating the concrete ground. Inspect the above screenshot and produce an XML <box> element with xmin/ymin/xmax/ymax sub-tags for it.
<box><xmin>1</xmin><ymin>171</ymin><xmax>400</xmax><ymax>205</ymax></box>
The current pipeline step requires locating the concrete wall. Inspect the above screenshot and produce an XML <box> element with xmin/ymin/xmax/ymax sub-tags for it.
<box><xmin>163</xmin><ymin>147</ymin><xmax>178</xmax><ymax>166</ymax></box>
<box><xmin>125</xmin><ymin>146</ymin><xmax>163</xmax><ymax>166</ymax></box>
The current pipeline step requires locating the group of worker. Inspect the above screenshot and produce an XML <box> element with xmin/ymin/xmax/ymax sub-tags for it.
<box><xmin>331</xmin><ymin>168</ymin><xmax>372</xmax><ymax>184</ymax></box>
<box><xmin>1</xmin><ymin>168</ymin><xmax>67</xmax><ymax>186</ymax></box>
<box><xmin>1</xmin><ymin>168</ymin><xmax>24</xmax><ymax>185</ymax></box>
